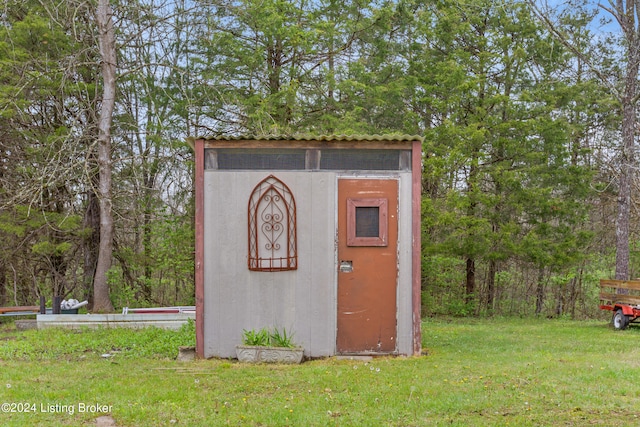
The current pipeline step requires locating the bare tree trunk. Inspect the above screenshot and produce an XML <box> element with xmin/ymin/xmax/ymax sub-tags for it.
<box><xmin>83</xmin><ymin>189</ymin><xmax>100</xmax><ymax>306</ymax></box>
<box><xmin>615</xmin><ymin>43</ymin><xmax>638</xmax><ymax>280</ymax></box>
<box><xmin>568</xmin><ymin>274</ymin><xmax>579</xmax><ymax>318</ymax></box>
<box><xmin>0</xmin><ymin>263</ymin><xmax>6</xmax><ymax>306</ymax></box>
<box><xmin>140</xmin><ymin>163</ymin><xmax>159</xmax><ymax>303</ymax></box>
<box><xmin>465</xmin><ymin>257</ymin><xmax>475</xmax><ymax>302</ymax></box>
<box><xmin>554</xmin><ymin>283</ymin><xmax>564</xmax><ymax>316</ymax></box>
<box><xmin>465</xmin><ymin>157</ymin><xmax>479</xmax><ymax>303</ymax></box>
<box><xmin>486</xmin><ymin>258</ymin><xmax>497</xmax><ymax>313</ymax></box>
<box><xmin>93</xmin><ymin>0</ymin><xmax>116</xmax><ymax>312</ymax></box>
<box><xmin>535</xmin><ymin>267</ymin><xmax>545</xmax><ymax>315</ymax></box>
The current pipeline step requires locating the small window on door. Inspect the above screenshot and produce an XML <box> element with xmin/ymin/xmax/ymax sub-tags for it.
<box><xmin>346</xmin><ymin>198</ymin><xmax>388</xmax><ymax>246</ymax></box>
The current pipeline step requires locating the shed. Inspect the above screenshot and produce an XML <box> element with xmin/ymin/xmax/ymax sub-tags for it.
<box><xmin>192</xmin><ymin>135</ymin><xmax>422</xmax><ymax>359</ymax></box>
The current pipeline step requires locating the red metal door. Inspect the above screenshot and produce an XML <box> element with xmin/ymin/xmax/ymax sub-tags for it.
<box><xmin>337</xmin><ymin>179</ymin><xmax>398</xmax><ymax>354</ymax></box>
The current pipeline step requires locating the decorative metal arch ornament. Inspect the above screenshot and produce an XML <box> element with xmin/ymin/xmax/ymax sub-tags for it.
<box><xmin>248</xmin><ymin>175</ymin><xmax>297</xmax><ymax>271</ymax></box>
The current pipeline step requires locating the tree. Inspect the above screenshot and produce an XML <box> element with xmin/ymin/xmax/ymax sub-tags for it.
<box><xmin>93</xmin><ymin>0</ymin><xmax>117</xmax><ymax>312</ymax></box>
<box><xmin>0</xmin><ymin>0</ymin><xmax>100</xmax><ymax>304</ymax></box>
<box><xmin>529</xmin><ymin>0</ymin><xmax>639</xmax><ymax>281</ymax></box>
<box><xmin>193</xmin><ymin>0</ymin><xmax>393</xmax><ymax>134</ymax></box>
<box><xmin>416</xmin><ymin>0</ymin><xmax>594</xmax><ymax>312</ymax></box>
<box><xmin>0</xmin><ymin>0</ymin><xmax>620</xmax><ymax>317</ymax></box>
<box><xmin>111</xmin><ymin>0</ymin><xmax>197</xmax><ymax>304</ymax></box>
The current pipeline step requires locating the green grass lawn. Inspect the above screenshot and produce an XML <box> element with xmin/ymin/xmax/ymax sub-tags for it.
<box><xmin>0</xmin><ymin>317</ymin><xmax>639</xmax><ymax>426</ymax></box>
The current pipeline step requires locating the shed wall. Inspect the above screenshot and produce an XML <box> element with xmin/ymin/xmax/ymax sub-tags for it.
<box><xmin>203</xmin><ymin>170</ymin><xmax>413</xmax><ymax>358</ymax></box>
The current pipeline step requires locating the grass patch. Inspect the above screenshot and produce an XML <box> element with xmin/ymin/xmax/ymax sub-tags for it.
<box><xmin>0</xmin><ymin>319</ymin><xmax>195</xmax><ymax>361</ymax></box>
<box><xmin>1</xmin><ymin>317</ymin><xmax>639</xmax><ymax>426</ymax></box>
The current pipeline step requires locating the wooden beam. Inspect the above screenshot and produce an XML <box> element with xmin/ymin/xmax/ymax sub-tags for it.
<box><xmin>203</xmin><ymin>140</ymin><xmax>412</xmax><ymax>150</ymax></box>
<box><xmin>195</xmin><ymin>138</ymin><xmax>205</xmax><ymax>359</ymax></box>
<box><xmin>600</xmin><ymin>279</ymin><xmax>640</xmax><ymax>291</ymax></box>
<box><xmin>411</xmin><ymin>139</ymin><xmax>422</xmax><ymax>356</ymax></box>
<box><xmin>599</xmin><ymin>292</ymin><xmax>640</xmax><ymax>305</ymax></box>
<box><xmin>0</xmin><ymin>306</ymin><xmax>39</xmax><ymax>314</ymax></box>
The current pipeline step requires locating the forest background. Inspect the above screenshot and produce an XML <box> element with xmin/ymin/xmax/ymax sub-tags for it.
<box><xmin>0</xmin><ymin>0</ymin><xmax>635</xmax><ymax>318</ymax></box>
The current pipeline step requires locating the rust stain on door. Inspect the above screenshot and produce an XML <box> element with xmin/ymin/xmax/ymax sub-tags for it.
<box><xmin>337</xmin><ymin>179</ymin><xmax>398</xmax><ymax>354</ymax></box>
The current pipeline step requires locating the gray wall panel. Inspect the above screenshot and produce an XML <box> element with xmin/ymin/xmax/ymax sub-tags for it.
<box><xmin>307</xmin><ymin>174</ymin><xmax>337</xmax><ymax>355</ymax></box>
<box><xmin>203</xmin><ymin>171</ymin><xmax>337</xmax><ymax>358</ymax></box>
<box><xmin>396</xmin><ymin>173</ymin><xmax>413</xmax><ymax>355</ymax></box>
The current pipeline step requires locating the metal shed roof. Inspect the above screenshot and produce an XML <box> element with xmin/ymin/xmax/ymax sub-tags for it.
<box><xmin>196</xmin><ymin>134</ymin><xmax>423</xmax><ymax>142</ymax></box>
<box><xmin>188</xmin><ymin>134</ymin><xmax>423</xmax><ymax>151</ymax></box>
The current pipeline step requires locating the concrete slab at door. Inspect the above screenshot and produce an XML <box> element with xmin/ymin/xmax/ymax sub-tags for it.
<box><xmin>337</xmin><ymin>178</ymin><xmax>398</xmax><ymax>354</ymax></box>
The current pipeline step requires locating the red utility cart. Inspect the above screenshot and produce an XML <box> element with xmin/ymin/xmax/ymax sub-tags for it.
<box><xmin>600</xmin><ymin>279</ymin><xmax>640</xmax><ymax>330</ymax></box>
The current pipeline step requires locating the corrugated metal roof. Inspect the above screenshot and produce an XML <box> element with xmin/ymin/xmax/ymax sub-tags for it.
<box><xmin>197</xmin><ymin>134</ymin><xmax>423</xmax><ymax>142</ymax></box>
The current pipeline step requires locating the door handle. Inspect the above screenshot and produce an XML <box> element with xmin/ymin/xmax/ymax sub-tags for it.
<box><xmin>339</xmin><ymin>261</ymin><xmax>353</xmax><ymax>273</ymax></box>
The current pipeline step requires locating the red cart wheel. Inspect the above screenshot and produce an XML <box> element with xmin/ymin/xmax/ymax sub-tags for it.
<box><xmin>613</xmin><ymin>309</ymin><xmax>630</xmax><ymax>330</ymax></box>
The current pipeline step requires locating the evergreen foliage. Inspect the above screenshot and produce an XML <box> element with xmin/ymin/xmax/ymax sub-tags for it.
<box><xmin>0</xmin><ymin>0</ymin><xmax>628</xmax><ymax>317</ymax></box>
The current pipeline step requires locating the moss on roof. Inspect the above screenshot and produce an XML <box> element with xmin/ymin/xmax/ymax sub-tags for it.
<box><xmin>196</xmin><ymin>134</ymin><xmax>423</xmax><ymax>142</ymax></box>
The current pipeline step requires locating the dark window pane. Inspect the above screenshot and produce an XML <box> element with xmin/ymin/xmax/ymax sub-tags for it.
<box><xmin>355</xmin><ymin>207</ymin><xmax>380</xmax><ymax>237</ymax></box>
<box><xmin>217</xmin><ymin>149</ymin><xmax>305</xmax><ymax>170</ymax></box>
<box><xmin>320</xmin><ymin>150</ymin><xmax>402</xmax><ymax>170</ymax></box>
